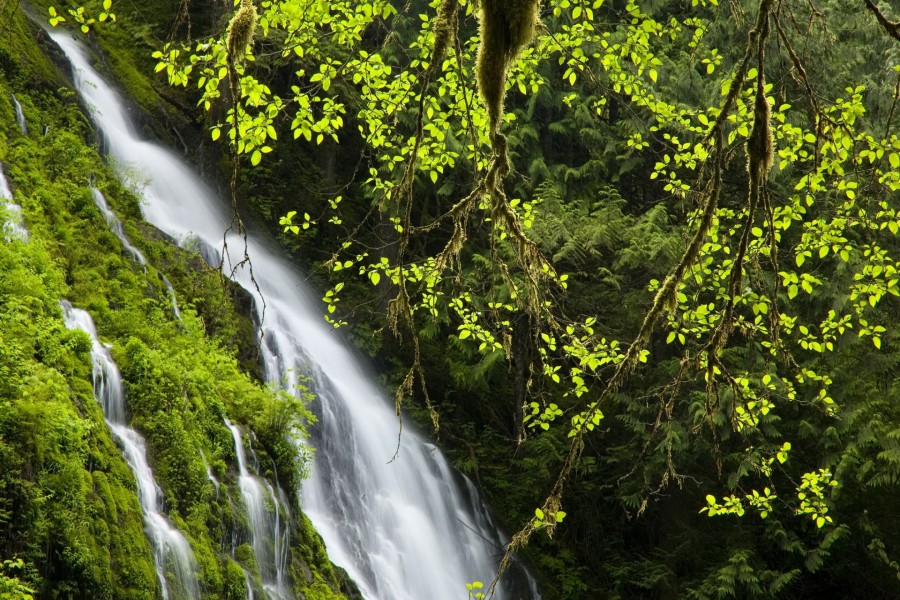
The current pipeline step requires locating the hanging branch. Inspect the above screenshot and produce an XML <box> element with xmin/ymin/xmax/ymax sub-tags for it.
<box><xmin>863</xmin><ymin>0</ymin><xmax>900</xmax><ymax>41</ymax></box>
<box><xmin>484</xmin><ymin>0</ymin><xmax>779</xmax><ymax>594</ymax></box>
<box><xmin>222</xmin><ymin>0</ymin><xmax>267</xmax><ymax>327</ymax></box>
<box><xmin>387</xmin><ymin>0</ymin><xmax>461</xmax><ymax>443</ymax></box>
<box><xmin>706</xmin><ymin>0</ymin><xmax>775</xmax><ymax>366</ymax></box>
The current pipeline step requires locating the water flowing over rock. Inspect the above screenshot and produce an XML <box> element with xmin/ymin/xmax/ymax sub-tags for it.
<box><xmin>227</xmin><ymin>420</ymin><xmax>292</xmax><ymax>599</ymax></box>
<box><xmin>91</xmin><ymin>186</ymin><xmax>149</xmax><ymax>266</ymax></box>
<box><xmin>49</xmin><ymin>29</ymin><xmax>539</xmax><ymax>600</ymax></box>
<box><xmin>90</xmin><ymin>185</ymin><xmax>182</xmax><ymax>319</ymax></box>
<box><xmin>200</xmin><ymin>450</ymin><xmax>220</xmax><ymax>499</ymax></box>
<box><xmin>11</xmin><ymin>94</ymin><xmax>27</xmax><ymax>135</ymax></box>
<box><xmin>60</xmin><ymin>301</ymin><xmax>200</xmax><ymax>600</ymax></box>
<box><xmin>0</xmin><ymin>164</ymin><xmax>29</xmax><ymax>242</ymax></box>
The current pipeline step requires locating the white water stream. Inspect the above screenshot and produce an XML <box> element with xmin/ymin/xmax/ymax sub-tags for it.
<box><xmin>49</xmin><ymin>29</ymin><xmax>538</xmax><ymax>600</ymax></box>
<box><xmin>0</xmin><ymin>164</ymin><xmax>29</xmax><ymax>242</ymax></box>
<box><xmin>90</xmin><ymin>185</ymin><xmax>181</xmax><ymax>319</ymax></box>
<box><xmin>226</xmin><ymin>419</ymin><xmax>291</xmax><ymax>599</ymax></box>
<box><xmin>60</xmin><ymin>301</ymin><xmax>200</xmax><ymax>600</ymax></box>
<box><xmin>91</xmin><ymin>185</ymin><xmax>148</xmax><ymax>267</ymax></box>
<box><xmin>11</xmin><ymin>94</ymin><xmax>27</xmax><ymax>135</ymax></box>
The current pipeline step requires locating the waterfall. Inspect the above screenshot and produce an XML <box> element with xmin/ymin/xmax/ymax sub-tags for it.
<box><xmin>244</xmin><ymin>568</ymin><xmax>257</xmax><ymax>600</ymax></box>
<box><xmin>0</xmin><ymin>164</ymin><xmax>29</xmax><ymax>242</ymax></box>
<box><xmin>162</xmin><ymin>274</ymin><xmax>182</xmax><ymax>320</ymax></box>
<box><xmin>11</xmin><ymin>94</ymin><xmax>27</xmax><ymax>135</ymax></box>
<box><xmin>60</xmin><ymin>301</ymin><xmax>200</xmax><ymax>600</ymax></box>
<box><xmin>91</xmin><ymin>186</ymin><xmax>148</xmax><ymax>267</ymax></box>
<box><xmin>226</xmin><ymin>419</ymin><xmax>292</xmax><ymax>599</ymax></box>
<box><xmin>49</xmin><ymin>29</ymin><xmax>538</xmax><ymax>599</ymax></box>
<box><xmin>90</xmin><ymin>185</ymin><xmax>182</xmax><ymax>319</ymax></box>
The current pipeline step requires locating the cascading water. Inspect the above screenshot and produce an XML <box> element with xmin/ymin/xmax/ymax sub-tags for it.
<box><xmin>11</xmin><ymin>94</ymin><xmax>27</xmax><ymax>135</ymax></box>
<box><xmin>90</xmin><ymin>185</ymin><xmax>182</xmax><ymax>319</ymax></box>
<box><xmin>244</xmin><ymin>570</ymin><xmax>257</xmax><ymax>600</ymax></box>
<box><xmin>0</xmin><ymin>164</ymin><xmax>29</xmax><ymax>242</ymax></box>
<box><xmin>226</xmin><ymin>419</ymin><xmax>292</xmax><ymax>599</ymax></box>
<box><xmin>49</xmin><ymin>29</ymin><xmax>539</xmax><ymax>599</ymax></box>
<box><xmin>60</xmin><ymin>301</ymin><xmax>200</xmax><ymax>600</ymax></box>
<box><xmin>91</xmin><ymin>186</ymin><xmax>149</xmax><ymax>266</ymax></box>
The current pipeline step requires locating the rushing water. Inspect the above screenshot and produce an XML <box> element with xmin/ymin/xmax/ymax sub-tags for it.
<box><xmin>11</xmin><ymin>94</ymin><xmax>27</xmax><ymax>135</ymax></box>
<box><xmin>226</xmin><ymin>420</ymin><xmax>292</xmax><ymax>599</ymax></box>
<box><xmin>0</xmin><ymin>164</ymin><xmax>29</xmax><ymax>242</ymax></box>
<box><xmin>91</xmin><ymin>186</ymin><xmax>148</xmax><ymax>266</ymax></box>
<box><xmin>49</xmin><ymin>29</ymin><xmax>538</xmax><ymax>600</ymax></box>
<box><xmin>60</xmin><ymin>302</ymin><xmax>200</xmax><ymax>600</ymax></box>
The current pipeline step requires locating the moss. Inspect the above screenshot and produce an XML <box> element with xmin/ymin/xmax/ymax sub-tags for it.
<box><xmin>222</xmin><ymin>559</ymin><xmax>249</xmax><ymax>600</ymax></box>
<box><xmin>0</xmin><ymin>4</ymin><xmax>352</xmax><ymax>598</ymax></box>
<box><xmin>226</xmin><ymin>0</ymin><xmax>257</xmax><ymax>66</ymax></box>
<box><xmin>476</xmin><ymin>0</ymin><xmax>540</xmax><ymax>134</ymax></box>
<box><xmin>0</xmin><ymin>6</ymin><xmax>60</xmax><ymax>84</ymax></box>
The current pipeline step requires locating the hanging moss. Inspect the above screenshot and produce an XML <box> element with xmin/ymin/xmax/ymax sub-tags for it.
<box><xmin>476</xmin><ymin>0</ymin><xmax>541</xmax><ymax>136</ymax></box>
<box><xmin>226</xmin><ymin>0</ymin><xmax>257</xmax><ymax>64</ymax></box>
<box><xmin>226</xmin><ymin>0</ymin><xmax>258</xmax><ymax>103</ymax></box>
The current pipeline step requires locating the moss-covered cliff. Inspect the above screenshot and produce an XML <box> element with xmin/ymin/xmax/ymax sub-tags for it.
<box><xmin>0</xmin><ymin>3</ymin><xmax>356</xmax><ymax>598</ymax></box>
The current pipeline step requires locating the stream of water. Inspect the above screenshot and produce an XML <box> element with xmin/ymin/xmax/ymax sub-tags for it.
<box><xmin>0</xmin><ymin>164</ymin><xmax>28</xmax><ymax>242</ymax></box>
<box><xmin>11</xmin><ymin>94</ymin><xmax>27</xmax><ymax>135</ymax></box>
<box><xmin>226</xmin><ymin>419</ymin><xmax>292</xmax><ymax>599</ymax></box>
<box><xmin>90</xmin><ymin>185</ymin><xmax>182</xmax><ymax>319</ymax></box>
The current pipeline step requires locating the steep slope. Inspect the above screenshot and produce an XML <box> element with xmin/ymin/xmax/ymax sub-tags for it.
<box><xmin>0</xmin><ymin>5</ymin><xmax>355</xmax><ymax>599</ymax></box>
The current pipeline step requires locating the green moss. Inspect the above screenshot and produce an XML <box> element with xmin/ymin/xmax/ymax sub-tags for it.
<box><xmin>222</xmin><ymin>559</ymin><xmax>249</xmax><ymax>600</ymax></box>
<box><xmin>0</xmin><ymin>5</ymin><xmax>60</xmax><ymax>84</ymax></box>
<box><xmin>0</xmin><ymin>4</ymin><xmax>352</xmax><ymax>598</ymax></box>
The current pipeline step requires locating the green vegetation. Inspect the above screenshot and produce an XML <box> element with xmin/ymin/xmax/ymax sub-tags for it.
<box><xmin>0</xmin><ymin>2</ymin><xmax>351</xmax><ymax>598</ymax></box>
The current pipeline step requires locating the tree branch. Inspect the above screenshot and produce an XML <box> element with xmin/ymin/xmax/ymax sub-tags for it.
<box><xmin>863</xmin><ymin>0</ymin><xmax>900</xmax><ymax>41</ymax></box>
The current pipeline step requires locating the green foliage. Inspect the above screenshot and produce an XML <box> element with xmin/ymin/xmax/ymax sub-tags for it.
<box><xmin>0</xmin><ymin>8</ymin><xmax>350</xmax><ymax>598</ymax></box>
